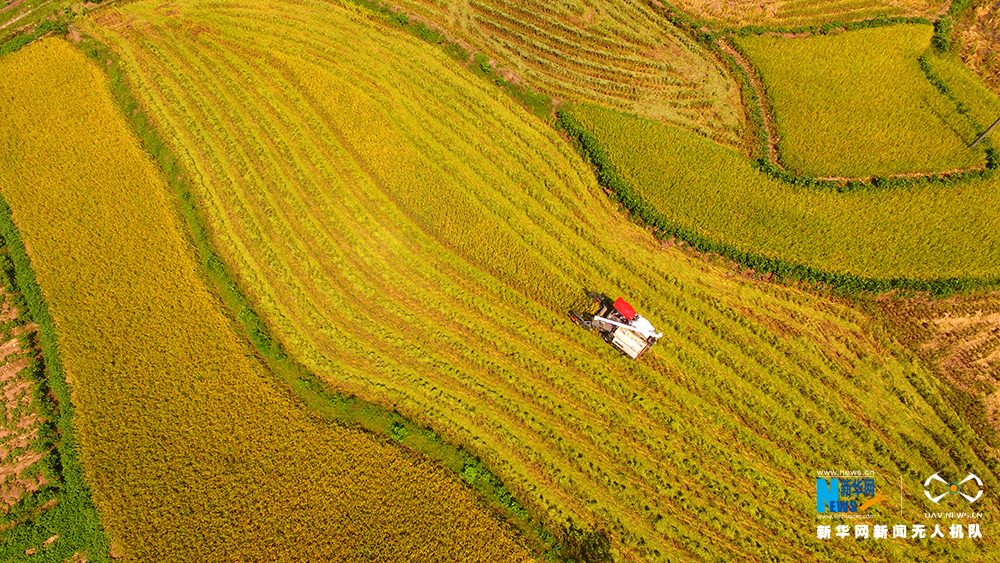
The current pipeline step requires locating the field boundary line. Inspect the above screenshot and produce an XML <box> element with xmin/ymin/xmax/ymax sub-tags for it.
<box><xmin>716</xmin><ymin>38</ymin><xmax>780</xmax><ymax>165</ymax></box>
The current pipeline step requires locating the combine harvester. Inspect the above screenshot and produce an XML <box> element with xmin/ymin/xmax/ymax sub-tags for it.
<box><xmin>571</xmin><ymin>292</ymin><xmax>662</xmax><ymax>360</ymax></box>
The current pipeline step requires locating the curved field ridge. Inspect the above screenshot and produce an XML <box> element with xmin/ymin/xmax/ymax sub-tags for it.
<box><xmin>0</xmin><ymin>38</ymin><xmax>533</xmax><ymax>563</ymax></box>
<box><xmin>85</xmin><ymin>1</ymin><xmax>1000</xmax><ymax>560</ymax></box>
<box><xmin>390</xmin><ymin>0</ymin><xmax>745</xmax><ymax>146</ymax></box>
<box><xmin>734</xmin><ymin>25</ymin><xmax>983</xmax><ymax>178</ymax></box>
<box><xmin>571</xmin><ymin>102</ymin><xmax>1000</xmax><ymax>282</ymax></box>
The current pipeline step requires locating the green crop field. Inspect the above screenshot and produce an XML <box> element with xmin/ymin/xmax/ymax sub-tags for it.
<box><xmin>0</xmin><ymin>37</ymin><xmax>533</xmax><ymax>562</ymax></box>
<box><xmin>0</xmin><ymin>0</ymin><xmax>82</xmax><ymax>53</ymax></box>
<box><xmin>388</xmin><ymin>0</ymin><xmax>746</xmax><ymax>146</ymax></box>
<box><xmin>570</xmin><ymin>102</ymin><xmax>1000</xmax><ymax>282</ymax></box>
<box><xmin>672</xmin><ymin>0</ymin><xmax>945</xmax><ymax>28</ymax></box>
<box><xmin>735</xmin><ymin>25</ymin><xmax>983</xmax><ymax>177</ymax></box>
<box><xmin>80</xmin><ymin>1</ymin><xmax>1000</xmax><ymax>560</ymax></box>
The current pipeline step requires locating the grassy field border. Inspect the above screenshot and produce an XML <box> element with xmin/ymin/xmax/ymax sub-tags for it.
<box><xmin>556</xmin><ymin>107</ymin><xmax>1000</xmax><ymax>297</ymax></box>
<box><xmin>72</xmin><ymin>18</ymin><xmax>604</xmax><ymax>561</ymax></box>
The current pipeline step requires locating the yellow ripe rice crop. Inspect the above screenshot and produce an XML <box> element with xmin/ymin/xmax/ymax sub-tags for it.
<box><xmin>84</xmin><ymin>1</ymin><xmax>1000</xmax><ymax>560</ymax></box>
<box><xmin>391</xmin><ymin>0</ymin><xmax>746</xmax><ymax>146</ymax></box>
<box><xmin>0</xmin><ymin>37</ymin><xmax>533</xmax><ymax>562</ymax></box>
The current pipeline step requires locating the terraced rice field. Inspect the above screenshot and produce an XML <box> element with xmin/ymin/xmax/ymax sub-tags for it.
<box><xmin>390</xmin><ymin>0</ymin><xmax>746</xmax><ymax>146</ymax></box>
<box><xmin>0</xmin><ymin>37</ymin><xmax>533</xmax><ymax>562</ymax></box>
<box><xmin>734</xmin><ymin>25</ymin><xmax>984</xmax><ymax>177</ymax></box>
<box><xmin>671</xmin><ymin>0</ymin><xmax>946</xmax><ymax>28</ymax></box>
<box><xmin>570</xmin><ymin>102</ymin><xmax>1000</xmax><ymax>282</ymax></box>
<box><xmin>83</xmin><ymin>1</ymin><xmax>999</xmax><ymax>560</ymax></box>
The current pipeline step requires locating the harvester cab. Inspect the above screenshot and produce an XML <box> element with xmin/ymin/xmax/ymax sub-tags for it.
<box><xmin>570</xmin><ymin>292</ymin><xmax>662</xmax><ymax>360</ymax></box>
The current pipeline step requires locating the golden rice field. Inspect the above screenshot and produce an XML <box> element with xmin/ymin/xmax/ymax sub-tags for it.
<box><xmin>389</xmin><ymin>0</ymin><xmax>746</xmax><ymax>146</ymax></box>
<box><xmin>672</xmin><ymin>0</ymin><xmax>946</xmax><ymax>28</ymax></box>
<box><xmin>734</xmin><ymin>25</ymin><xmax>983</xmax><ymax>177</ymax></box>
<box><xmin>0</xmin><ymin>37</ymin><xmax>533</xmax><ymax>563</ymax></box>
<box><xmin>83</xmin><ymin>1</ymin><xmax>999</xmax><ymax>560</ymax></box>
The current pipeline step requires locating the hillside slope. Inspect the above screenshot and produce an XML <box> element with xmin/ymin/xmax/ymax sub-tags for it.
<box><xmin>0</xmin><ymin>37</ymin><xmax>533</xmax><ymax>563</ymax></box>
<box><xmin>83</xmin><ymin>1</ymin><xmax>1000</xmax><ymax>560</ymax></box>
<box><xmin>389</xmin><ymin>0</ymin><xmax>746</xmax><ymax>146</ymax></box>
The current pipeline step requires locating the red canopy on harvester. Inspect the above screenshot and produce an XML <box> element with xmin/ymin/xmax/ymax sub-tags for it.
<box><xmin>613</xmin><ymin>298</ymin><xmax>637</xmax><ymax>321</ymax></box>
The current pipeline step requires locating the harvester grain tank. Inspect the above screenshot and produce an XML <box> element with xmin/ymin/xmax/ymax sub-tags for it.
<box><xmin>570</xmin><ymin>292</ymin><xmax>662</xmax><ymax>360</ymax></box>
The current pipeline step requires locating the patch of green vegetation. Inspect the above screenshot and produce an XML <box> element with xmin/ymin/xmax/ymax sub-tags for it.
<box><xmin>0</xmin><ymin>0</ymin><xmax>92</xmax><ymax>52</ymax></box>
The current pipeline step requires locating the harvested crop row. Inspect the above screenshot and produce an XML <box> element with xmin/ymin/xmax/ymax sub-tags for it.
<box><xmin>392</xmin><ymin>0</ymin><xmax>746</xmax><ymax>145</ymax></box>
<box><xmin>0</xmin><ymin>37</ymin><xmax>534</xmax><ymax>563</ymax></box>
<box><xmin>84</xmin><ymin>1</ymin><xmax>998</xmax><ymax>560</ymax></box>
